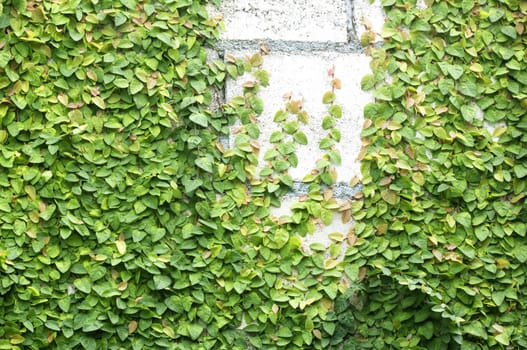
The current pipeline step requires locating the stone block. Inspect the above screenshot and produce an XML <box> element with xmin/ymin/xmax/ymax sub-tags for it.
<box><xmin>213</xmin><ymin>0</ymin><xmax>349</xmax><ymax>43</ymax></box>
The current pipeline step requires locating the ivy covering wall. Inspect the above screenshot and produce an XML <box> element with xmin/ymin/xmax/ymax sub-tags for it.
<box><xmin>0</xmin><ymin>0</ymin><xmax>352</xmax><ymax>349</ymax></box>
<box><xmin>353</xmin><ymin>0</ymin><xmax>527</xmax><ymax>348</ymax></box>
<box><xmin>1</xmin><ymin>0</ymin><xmax>526</xmax><ymax>349</ymax></box>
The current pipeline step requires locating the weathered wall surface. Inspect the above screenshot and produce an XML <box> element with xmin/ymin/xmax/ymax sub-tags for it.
<box><xmin>211</xmin><ymin>0</ymin><xmax>386</xmax><ymax>245</ymax></box>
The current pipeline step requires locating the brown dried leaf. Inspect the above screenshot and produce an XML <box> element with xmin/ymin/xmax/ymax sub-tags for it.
<box><xmin>516</xmin><ymin>22</ymin><xmax>524</xmax><ymax>35</ymax></box>
<box><xmin>118</xmin><ymin>281</ymin><xmax>128</xmax><ymax>291</ymax></box>
<box><xmin>379</xmin><ymin>176</ymin><xmax>393</xmax><ymax>186</ymax></box>
<box><xmin>323</xmin><ymin>189</ymin><xmax>333</xmax><ymax>201</ymax></box>
<box><xmin>339</xmin><ymin>201</ymin><xmax>351</xmax><ymax>211</ymax></box>
<box><xmin>341</xmin><ymin>209</ymin><xmax>351</xmax><ymax>223</ymax></box>
<box><xmin>349</xmin><ymin>175</ymin><xmax>361</xmax><ymax>187</ymax></box>
<box><xmin>128</xmin><ymin>320</ymin><xmax>138</xmax><ymax>334</ymax></box>
<box><xmin>259</xmin><ymin>42</ymin><xmax>270</xmax><ymax>54</ymax></box>
<box><xmin>347</xmin><ymin>233</ymin><xmax>357</xmax><ymax>246</ymax></box>
<box><xmin>272</xmin><ymin>304</ymin><xmax>279</xmax><ymax>313</ymax></box>
<box><xmin>242</xmin><ymin>80</ymin><xmax>256</xmax><ymax>88</ymax></box>
<box><xmin>225</xmin><ymin>54</ymin><xmax>236</xmax><ymax>63</ymax></box>
<box><xmin>358</xmin><ymin>266</ymin><xmax>367</xmax><ymax>280</ymax></box>
<box><xmin>432</xmin><ymin>249</ymin><xmax>443</xmax><ymax>261</ymax></box>
<box><xmin>444</xmin><ymin>252</ymin><xmax>463</xmax><ymax>263</ymax></box>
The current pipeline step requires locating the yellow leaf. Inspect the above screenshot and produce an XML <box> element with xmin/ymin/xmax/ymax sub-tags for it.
<box><xmin>25</xmin><ymin>185</ymin><xmax>36</xmax><ymax>200</ymax></box>
<box><xmin>492</xmin><ymin>125</ymin><xmax>507</xmax><ymax>138</ymax></box>
<box><xmin>412</xmin><ymin>172</ymin><xmax>425</xmax><ymax>186</ymax></box>
<box><xmin>349</xmin><ymin>175</ymin><xmax>361</xmax><ymax>187</ymax></box>
<box><xmin>29</xmin><ymin>210</ymin><xmax>40</xmax><ymax>223</ymax></box>
<box><xmin>469</xmin><ymin>63</ymin><xmax>483</xmax><ymax>73</ymax></box>
<box><xmin>10</xmin><ymin>334</ymin><xmax>25</xmax><ymax>344</ymax></box>
<box><xmin>118</xmin><ymin>281</ymin><xmax>128</xmax><ymax>291</ymax></box>
<box><xmin>115</xmin><ymin>240</ymin><xmax>127</xmax><ymax>255</ymax></box>
<box><xmin>86</xmin><ymin>70</ymin><xmax>97</xmax><ymax>81</ymax></box>
<box><xmin>91</xmin><ymin>96</ymin><xmax>106</xmax><ymax>109</ymax></box>
<box><xmin>446</xmin><ymin>214</ymin><xmax>456</xmax><ymax>228</ymax></box>
<box><xmin>381</xmin><ymin>189</ymin><xmax>399</xmax><ymax>205</ymax></box>
<box><xmin>57</xmin><ymin>93</ymin><xmax>69</xmax><ymax>106</ymax></box>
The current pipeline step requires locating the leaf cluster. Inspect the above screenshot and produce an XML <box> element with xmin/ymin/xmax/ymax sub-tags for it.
<box><xmin>350</xmin><ymin>0</ymin><xmax>527</xmax><ymax>348</ymax></box>
<box><xmin>0</xmin><ymin>1</ymin><xmax>359</xmax><ymax>349</ymax></box>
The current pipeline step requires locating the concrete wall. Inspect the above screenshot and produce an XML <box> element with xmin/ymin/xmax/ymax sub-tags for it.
<box><xmin>210</xmin><ymin>0</ymin><xmax>386</xmax><ymax>248</ymax></box>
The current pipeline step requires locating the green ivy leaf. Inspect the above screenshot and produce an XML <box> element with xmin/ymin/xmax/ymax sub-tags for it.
<box><xmin>322</xmin><ymin>91</ymin><xmax>336</xmax><ymax>104</ymax></box>
<box><xmin>294</xmin><ymin>131</ymin><xmax>308</xmax><ymax>145</ymax></box>
<box><xmin>319</xmin><ymin>138</ymin><xmax>335</xmax><ymax>150</ymax></box>
<box><xmin>189</xmin><ymin>113</ymin><xmax>208</xmax><ymax>127</ymax></box>
<box><xmin>270</xmin><ymin>131</ymin><xmax>285</xmax><ymax>143</ymax></box>
<box><xmin>381</xmin><ymin>189</ymin><xmax>399</xmax><ymax>205</ymax></box>
<box><xmin>0</xmin><ymin>51</ymin><xmax>10</xmax><ymax>68</ymax></box>
<box><xmin>454</xmin><ymin>212</ymin><xmax>472</xmax><ymax>228</ymax></box>
<box><xmin>361</xmin><ymin>74</ymin><xmax>376</xmax><ymax>90</ymax></box>
<box><xmin>374</xmin><ymin>85</ymin><xmax>393</xmax><ymax>101</ymax></box>
<box><xmin>513</xmin><ymin>164</ymin><xmax>527</xmax><ymax>178</ymax></box>
<box><xmin>447</xmin><ymin>65</ymin><xmax>464</xmax><ymax>80</ymax></box>
<box><xmin>322</xmin><ymin>116</ymin><xmax>335</xmax><ymax>130</ymax></box>
<box><xmin>460</xmin><ymin>105</ymin><xmax>477</xmax><ymax>122</ymax></box>
<box><xmin>328</xmin><ymin>104</ymin><xmax>342</xmax><ymax>118</ymax></box>
<box><xmin>187</xmin><ymin>324</ymin><xmax>204</xmax><ymax>340</ymax></box>
<box><xmin>501</xmin><ymin>26</ymin><xmax>517</xmax><ymax>39</ymax></box>
<box><xmin>74</xmin><ymin>277</ymin><xmax>92</xmax><ymax>294</ymax></box>
<box><xmin>195</xmin><ymin>157</ymin><xmax>214</xmax><ymax>173</ymax></box>
<box><xmin>495</xmin><ymin>332</ymin><xmax>510</xmax><ymax>346</ymax></box>
<box><xmin>0</xmin><ymin>201</ymin><xmax>11</xmax><ymax>212</ymax></box>
<box><xmin>282</xmin><ymin>121</ymin><xmax>299</xmax><ymax>134</ymax></box>
<box><xmin>155</xmin><ymin>32</ymin><xmax>180</xmax><ymax>48</ymax></box>
<box><xmin>91</xmin><ymin>96</ymin><xmax>106</xmax><ymax>109</ymax></box>
<box><xmin>276</xmin><ymin>326</ymin><xmax>293</xmax><ymax>338</ymax></box>
<box><xmin>489</xmin><ymin>8</ymin><xmax>505</xmax><ymax>22</ymax></box>
<box><xmin>458</xmin><ymin>79</ymin><xmax>478</xmax><ymax>97</ymax></box>
<box><xmin>153</xmin><ymin>275</ymin><xmax>172</xmax><ymax>290</ymax></box>
<box><xmin>274</xmin><ymin>229</ymin><xmax>289</xmax><ymax>249</ymax></box>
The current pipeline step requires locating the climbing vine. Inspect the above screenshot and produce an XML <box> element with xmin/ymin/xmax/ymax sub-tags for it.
<box><xmin>0</xmin><ymin>0</ymin><xmax>353</xmax><ymax>349</ymax></box>
<box><xmin>352</xmin><ymin>0</ymin><xmax>527</xmax><ymax>348</ymax></box>
<box><xmin>2</xmin><ymin>0</ymin><xmax>525</xmax><ymax>349</ymax></box>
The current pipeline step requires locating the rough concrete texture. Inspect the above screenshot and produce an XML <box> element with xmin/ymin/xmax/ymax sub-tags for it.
<box><xmin>226</xmin><ymin>51</ymin><xmax>373</xmax><ymax>183</ymax></box>
<box><xmin>352</xmin><ymin>0</ymin><xmax>385</xmax><ymax>43</ymax></box>
<box><xmin>290</xmin><ymin>181</ymin><xmax>363</xmax><ymax>199</ymax></box>
<box><xmin>214</xmin><ymin>0</ymin><xmax>349</xmax><ymax>43</ymax></box>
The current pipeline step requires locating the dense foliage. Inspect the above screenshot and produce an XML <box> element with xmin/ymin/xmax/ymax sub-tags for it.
<box><xmin>0</xmin><ymin>0</ymin><xmax>352</xmax><ymax>348</ymax></box>
<box><xmin>2</xmin><ymin>0</ymin><xmax>526</xmax><ymax>349</ymax></box>
<box><xmin>352</xmin><ymin>0</ymin><xmax>527</xmax><ymax>348</ymax></box>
